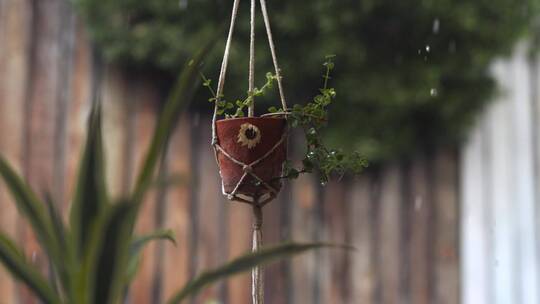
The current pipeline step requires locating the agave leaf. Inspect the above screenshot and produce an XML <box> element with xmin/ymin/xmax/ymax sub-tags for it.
<box><xmin>0</xmin><ymin>233</ymin><xmax>61</xmax><ymax>304</ymax></box>
<box><xmin>43</xmin><ymin>192</ymin><xmax>77</xmax><ymax>302</ymax></box>
<box><xmin>166</xmin><ymin>242</ymin><xmax>353</xmax><ymax>304</ymax></box>
<box><xmin>0</xmin><ymin>157</ymin><xmax>65</xmax><ymax>280</ymax></box>
<box><xmin>83</xmin><ymin>201</ymin><xmax>135</xmax><ymax>304</ymax></box>
<box><xmin>125</xmin><ymin>229</ymin><xmax>176</xmax><ymax>284</ymax></box>
<box><xmin>131</xmin><ymin>37</ymin><xmax>216</xmax><ymax>209</ymax></box>
<box><xmin>70</xmin><ymin>102</ymin><xmax>108</xmax><ymax>258</ymax></box>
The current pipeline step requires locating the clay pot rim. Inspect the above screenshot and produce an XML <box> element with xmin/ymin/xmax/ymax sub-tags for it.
<box><xmin>216</xmin><ymin>116</ymin><xmax>286</xmax><ymax>124</ymax></box>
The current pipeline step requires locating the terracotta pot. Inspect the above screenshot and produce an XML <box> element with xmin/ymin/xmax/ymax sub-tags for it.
<box><xmin>215</xmin><ymin>116</ymin><xmax>287</xmax><ymax>199</ymax></box>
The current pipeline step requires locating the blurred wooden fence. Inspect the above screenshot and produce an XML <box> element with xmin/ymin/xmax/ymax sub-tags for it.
<box><xmin>0</xmin><ymin>0</ymin><xmax>459</xmax><ymax>303</ymax></box>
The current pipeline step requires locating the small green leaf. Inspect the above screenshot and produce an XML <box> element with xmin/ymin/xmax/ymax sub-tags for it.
<box><xmin>268</xmin><ymin>106</ymin><xmax>278</xmax><ymax>113</ymax></box>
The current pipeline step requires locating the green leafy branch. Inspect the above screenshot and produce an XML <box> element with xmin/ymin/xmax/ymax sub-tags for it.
<box><xmin>202</xmin><ymin>72</ymin><xmax>278</xmax><ymax>118</ymax></box>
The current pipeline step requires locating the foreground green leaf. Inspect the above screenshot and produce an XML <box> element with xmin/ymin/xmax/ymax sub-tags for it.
<box><xmin>167</xmin><ymin>242</ymin><xmax>352</xmax><ymax>304</ymax></box>
<box><xmin>70</xmin><ymin>102</ymin><xmax>108</xmax><ymax>258</ymax></box>
<box><xmin>131</xmin><ymin>37</ymin><xmax>216</xmax><ymax>209</ymax></box>
<box><xmin>0</xmin><ymin>157</ymin><xmax>66</xmax><ymax>285</ymax></box>
<box><xmin>126</xmin><ymin>229</ymin><xmax>176</xmax><ymax>284</ymax></box>
<box><xmin>0</xmin><ymin>234</ymin><xmax>61</xmax><ymax>304</ymax></box>
<box><xmin>85</xmin><ymin>201</ymin><xmax>135</xmax><ymax>304</ymax></box>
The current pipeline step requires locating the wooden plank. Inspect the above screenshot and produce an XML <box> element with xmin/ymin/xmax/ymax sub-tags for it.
<box><xmin>530</xmin><ymin>53</ymin><xmax>540</xmax><ymax>304</ymax></box>
<box><xmin>130</xmin><ymin>78</ymin><xmax>160</xmax><ymax>304</ymax></box>
<box><xmin>348</xmin><ymin>176</ymin><xmax>374</xmax><ymax>304</ymax></box>
<box><xmin>433</xmin><ymin>150</ymin><xmax>459</xmax><ymax>304</ymax></box>
<box><xmin>323</xmin><ymin>181</ymin><xmax>349</xmax><ymax>304</ymax></box>
<box><xmin>0</xmin><ymin>0</ymin><xmax>32</xmax><ymax>302</ymax></box>
<box><xmin>460</xmin><ymin>117</ymin><xmax>491</xmax><ymax>304</ymax></box>
<box><xmin>510</xmin><ymin>46</ymin><xmax>538</xmax><ymax>304</ymax></box>
<box><xmin>263</xmin><ymin>182</ymin><xmax>292</xmax><ymax>304</ymax></box>
<box><xmin>290</xmin><ymin>174</ymin><xmax>317</xmax><ymax>304</ymax></box>
<box><xmin>489</xmin><ymin>61</ymin><xmax>518</xmax><ymax>304</ymax></box>
<box><xmin>161</xmin><ymin>116</ymin><xmax>191</xmax><ymax>302</ymax></box>
<box><xmin>19</xmin><ymin>0</ymin><xmax>64</xmax><ymax>301</ymax></box>
<box><xmin>193</xmin><ymin>117</ymin><xmax>224</xmax><ymax>303</ymax></box>
<box><xmin>378</xmin><ymin>165</ymin><xmax>402</xmax><ymax>304</ymax></box>
<box><xmin>227</xmin><ymin>201</ymin><xmax>251</xmax><ymax>304</ymax></box>
<box><xmin>62</xmin><ymin>20</ymin><xmax>93</xmax><ymax>213</ymax></box>
<box><xmin>407</xmin><ymin>156</ymin><xmax>432</xmax><ymax>304</ymax></box>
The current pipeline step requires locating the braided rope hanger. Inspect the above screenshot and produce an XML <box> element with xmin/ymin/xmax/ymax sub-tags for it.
<box><xmin>210</xmin><ymin>0</ymin><xmax>288</xmax><ymax>303</ymax></box>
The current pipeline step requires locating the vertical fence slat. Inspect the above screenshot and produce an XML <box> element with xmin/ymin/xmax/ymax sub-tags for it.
<box><xmin>227</xmin><ymin>201</ymin><xmax>252</xmax><ymax>304</ymax></box>
<box><xmin>131</xmin><ymin>78</ymin><xmax>160</xmax><ymax>304</ymax></box>
<box><xmin>348</xmin><ymin>176</ymin><xmax>374</xmax><ymax>304</ymax></box>
<box><xmin>161</xmin><ymin>116</ymin><xmax>191</xmax><ymax>301</ymax></box>
<box><xmin>378</xmin><ymin>165</ymin><xmax>402</xmax><ymax>304</ymax></box>
<box><xmin>20</xmin><ymin>0</ymin><xmax>65</xmax><ymax>301</ymax></box>
<box><xmin>0</xmin><ymin>0</ymin><xmax>32</xmax><ymax>302</ymax></box>
<box><xmin>433</xmin><ymin>150</ymin><xmax>460</xmax><ymax>304</ymax></box>
<box><xmin>263</xmin><ymin>186</ymin><xmax>287</xmax><ymax>304</ymax></box>
<box><xmin>408</xmin><ymin>156</ymin><xmax>432</xmax><ymax>304</ymax></box>
<box><xmin>324</xmin><ymin>181</ymin><xmax>349</xmax><ymax>304</ymax></box>
<box><xmin>290</xmin><ymin>175</ymin><xmax>317</xmax><ymax>304</ymax></box>
<box><xmin>194</xmin><ymin>119</ymin><xmax>223</xmax><ymax>302</ymax></box>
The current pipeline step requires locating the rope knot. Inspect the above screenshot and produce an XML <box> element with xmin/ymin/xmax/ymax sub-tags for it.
<box><xmin>243</xmin><ymin>165</ymin><xmax>253</xmax><ymax>173</ymax></box>
<box><xmin>227</xmin><ymin>194</ymin><xmax>235</xmax><ymax>201</ymax></box>
<box><xmin>252</xmin><ymin>205</ymin><xmax>263</xmax><ymax>230</ymax></box>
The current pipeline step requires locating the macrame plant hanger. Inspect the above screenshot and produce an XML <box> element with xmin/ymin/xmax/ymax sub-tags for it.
<box><xmin>211</xmin><ymin>0</ymin><xmax>288</xmax><ymax>303</ymax></box>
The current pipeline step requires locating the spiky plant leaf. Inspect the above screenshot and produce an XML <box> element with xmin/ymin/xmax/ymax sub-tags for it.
<box><xmin>83</xmin><ymin>201</ymin><xmax>135</xmax><ymax>304</ymax></box>
<box><xmin>126</xmin><ymin>229</ymin><xmax>176</xmax><ymax>284</ymax></box>
<box><xmin>131</xmin><ymin>37</ymin><xmax>216</xmax><ymax>208</ymax></box>
<box><xmin>70</xmin><ymin>102</ymin><xmax>108</xmax><ymax>258</ymax></box>
<box><xmin>0</xmin><ymin>157</ymin><xmax>66</xmax><ymax>287</ymax></box>
<box><xmin>0</xmin><ymin>234</ymin><xmax>61</xmax><ymax>304</ymax></box>
<box><xmin>167</xmin><ymin>242</ymin><xmax>353</xmax><ymax>304</ymax></box>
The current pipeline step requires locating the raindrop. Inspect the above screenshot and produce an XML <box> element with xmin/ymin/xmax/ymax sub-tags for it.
<box><xmin>414</xmin><ymin>196</ymin><xmax>423</xmax><ymax>211</ymax></box>
<box><xmin>432</xmin><ymin>18</ymin><xmax>440</xmax><ymax>34</ymax></box>
<box><xmin>430</xmin><ymin>88</ymin><xmax>438</xmax><ymax>97</ymax></box>
<box><xmin>179</xmin><ymin>0</ymin><xmax>188</xmax><ymax>10</ymax></box>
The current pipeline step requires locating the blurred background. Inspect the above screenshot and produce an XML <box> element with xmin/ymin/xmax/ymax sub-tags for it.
<box><xmin>0</xmin><ymin>0</ymin><xmax>539</xmax><ymax>303</ymax></box>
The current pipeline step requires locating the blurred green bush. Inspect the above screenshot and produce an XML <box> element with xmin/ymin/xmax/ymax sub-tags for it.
<box><xmin>75</xmin><ymin>0</ymin><xmax>538</xmax><ymax>161</ymax></box>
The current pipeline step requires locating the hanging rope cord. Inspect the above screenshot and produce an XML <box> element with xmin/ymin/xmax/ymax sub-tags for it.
<box><xmin>211</xmin><ymin>0</ymin><xmax>289</xmax><ymax>204</ymax></box>
<box><xmin>211</xmin><ymin>1</ymin><xmax>288</xmax><ymax>303</ymax></box>
<box><xmin>211</xmin><ymin>0</ymin><xmax>288</xmax><ymax>143</ymax></box>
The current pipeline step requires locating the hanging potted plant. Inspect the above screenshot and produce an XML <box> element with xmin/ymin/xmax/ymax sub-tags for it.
<box><xmin>205</xmin><ymin>1</ymin><xmax>367</xmax><ymax>302</ymax></box>
<box><xmin>205</xmin><ymin>55</ymin><xmax>368</xmax><ymax>204</ymax></box>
